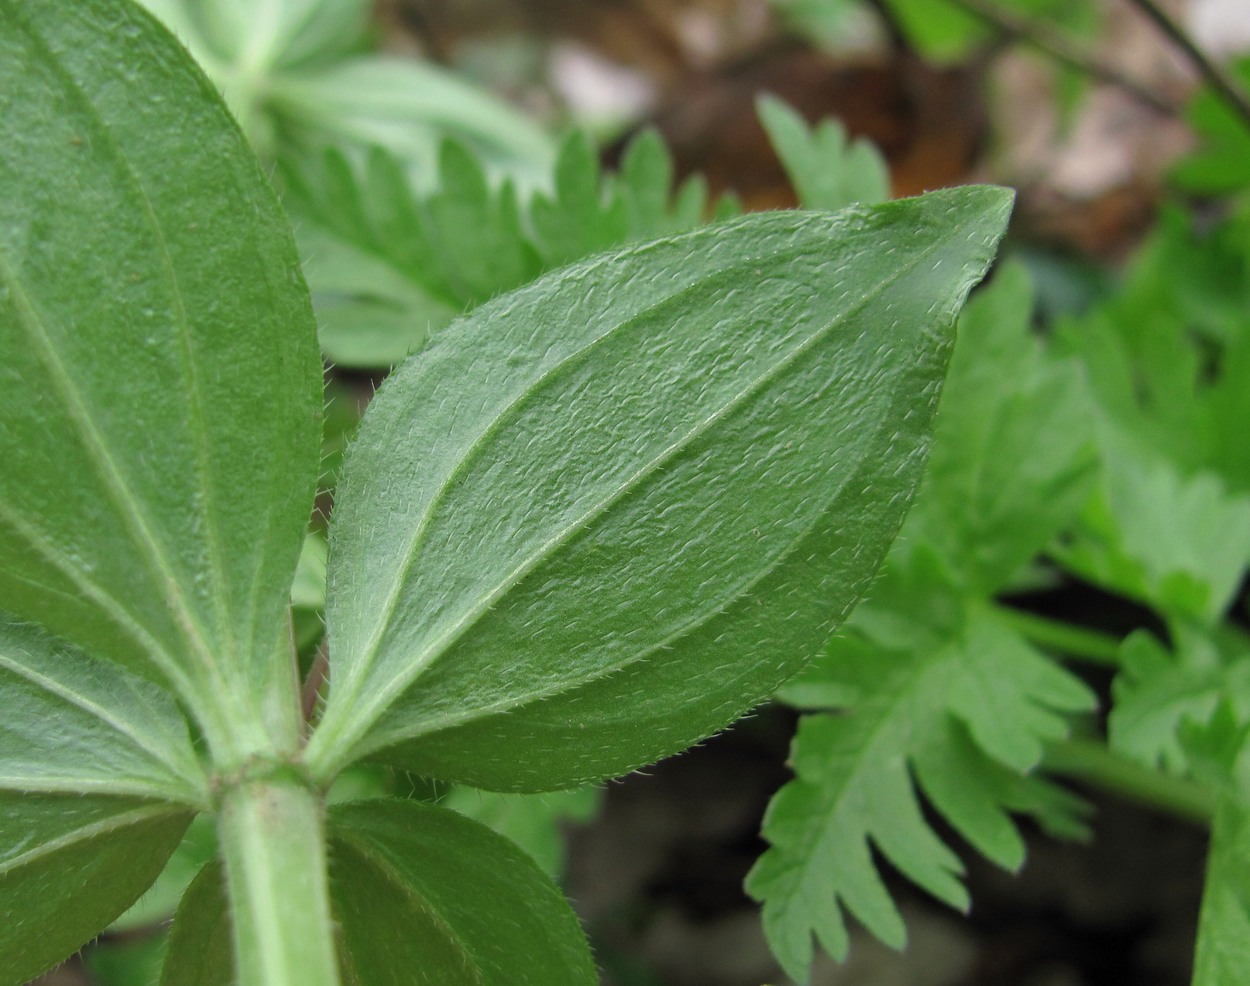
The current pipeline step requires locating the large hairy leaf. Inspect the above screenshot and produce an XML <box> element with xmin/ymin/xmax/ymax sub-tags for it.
<box><xmin>0</xmin><ymin>616</ymin><xmax>200</xmax><ymax>985</ymax></box>
<box><xmin>306</xmin><ymin>188</ymin><xmax>1013</xmax><ymax>789</ymax></box>
<box><xmin>0</xmin><ymin>0</ymin><xmax>322</xmax><ymax>757</ymax></box>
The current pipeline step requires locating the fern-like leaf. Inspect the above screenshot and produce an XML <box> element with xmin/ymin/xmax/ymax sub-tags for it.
<box><xmin>748</xmin><ymin>557</ymin><xmax>1094</xmax><ymax>983</ymax></box>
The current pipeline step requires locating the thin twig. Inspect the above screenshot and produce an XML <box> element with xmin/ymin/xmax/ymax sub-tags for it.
<box><xmin>1122</xmin><ymin>0</ymin><xmax>1250</xmax><ymax>131</ymax></box>
<box><xmin>944</xmin><ymin>0</ymin><xmax>1179</xmax><ymax>115</ymax></box>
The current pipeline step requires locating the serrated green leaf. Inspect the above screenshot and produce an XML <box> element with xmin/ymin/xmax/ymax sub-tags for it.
<box><xmin>531</xmin><ymin>131</ymin><xmax>628</xmax><ymax>266</ymax></box>
<box><xmin>0</xmin><ymin>616</ymin><xmax>201</xmax><ymax>983</ymax></box>
<box><xmin>1110</xmin><ymin>626</ymin><xmax>1250</xmax><ymax>774</ymax></box>
<box><xmin>1055</xmin><ymin>431</ymin><xmax>1250</xmax><ymax>624</ymax></box>
<box><xmin>901</xmin><ymin>262</ymin><xmax>1096</xmax><ymax>592</ymax></box>
<box><xmin>306</xmin><ymin>188</ymin><xmax>1013</xmax><ymax>790</ymax></box>
<box><xmin>757</xmin><ymin>94</ymin><xmax>890</xmax><ymax>210</ymax></box>
<box><xmin>754</xmin><ymin>558</ymin><xmax>1093</xmax><ymax>983</ymax></box>
<box><xmin>1055</xmin><ymin>206</ymin><xmax>1250</xmax><ymax>494</ymax></box>
<box><xmin>0</xmin><ymin>0</ymin><xmax>321</xmax><ymax>762</ymax></box>
<box><xmin>288</xmin><ymin>129</ymin><xmax>716</xmax><ymax>368</ymax></box>
<box><xmin>330</xmin><ymin>799</ymin><xmax>596</xmax><ymax>984</ymax></box>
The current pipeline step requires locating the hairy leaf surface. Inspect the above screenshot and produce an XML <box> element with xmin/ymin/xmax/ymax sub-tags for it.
<box><xmin>0</xmin><ymin>615</ymin><xmax>202</xmax><ymax>983</ymax></box>
<box><xmin>329</xmin><ymin>800</ymin><xmax>596</xmax><ymax>984</ymax></box>
<box><xmin>307</xmin><ymin>188</ymin><xmax>1013</xmax><ymax>789</ymax></box>
<box><xmin>1195</xmin><ymin>794</ymin><xmax>1250</xmax><ymax>986</ymax></box>
<box><xmin>0</xmin><ymin>0</ymin><xmax>322</xmax><ymax>756</ymax></box>
<box><xmin>0</xmin><ymin>616</ymin><xmax>204</xmax><ymax>803</ymax></box>
<box><xmin>160</xmin><ymin>861</ymin><xmax>233</xmax><ymax>986</ymax></box>
<box><xmin>0</xmin><ymin>794</ymin><xmax>191</xmax><ymax>986</ymax></box>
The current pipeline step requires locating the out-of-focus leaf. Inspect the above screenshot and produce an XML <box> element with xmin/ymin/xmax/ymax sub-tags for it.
<box><xmin>757</xmin><ymin>94</ymin><xmax>890</xmax><ymax>210</ymax></box>
<box><xmin>329</xmin><ymin>800</ymin><xmax>596</xmax><ymax>984</ymax></box>
<box><xmin>902</xmin><ymin>262</ymin><xmax>1095</xmax><ymax>593</ymax></box>
<box><xmin>441</xmin><ymin>785</ymin><xmax>601</xmax><ymax>876</ymax></box>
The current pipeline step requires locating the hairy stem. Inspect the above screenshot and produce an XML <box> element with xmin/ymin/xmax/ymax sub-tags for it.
<box><xmin>1044</xmin><ymin>737</ymin><xmax>1214</xmax><ymax>824</ymax></box>
<box><xmin>216</xmin><ymin>770</ymin><xmax>340</xmax><ymax>986</ymax></box>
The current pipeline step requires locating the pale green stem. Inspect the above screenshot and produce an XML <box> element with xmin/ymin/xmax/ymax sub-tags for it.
<box><xmin>993</xmin><ymin>605</ymin><xmax>1124</xmax><ymax>666</ymax></box>
<box><xmin>1044</xmin><ymin>737</ymin><xmax>1214</xmax><ymax>825</ymax></box>
<box><xmin>216</xmin><ymin>770</ymin><xmax>340</xmax><ymax>986</ymax></box>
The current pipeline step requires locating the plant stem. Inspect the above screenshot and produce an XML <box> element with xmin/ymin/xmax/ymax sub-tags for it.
<box><xmin>1123</xmin><ymin>0</ymin><xmax>1250</xmax><ymax>132</ymax></box>
<box><xmin>994</xmin><ymin>605</ymin><xmax>1124</xmax><ymax>666</ymax></box>
<box><xmin>1044</xmin><ymin>737</ymin><xmax>1214</xmax><ymax>825</ymax></box>
<box><xmin>216</xmin><ymin>770</ymin><xmax>340</xmax><ymax>986</ymax></box>
<box><xmin>943</xmin><ymin>0</ymin><xmax>1178</xmax><ymax>115</ymax></box>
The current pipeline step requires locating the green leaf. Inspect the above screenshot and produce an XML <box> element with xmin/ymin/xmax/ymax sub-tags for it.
<box><xmin>139</xmin><ymin>0</ymin><xmax>554</xmax><ymax>177</ymax></box>
<box><xmin>111</xmin><ymin>815</ymin><xmax>218</xmax><ymax>932</ymax></box>
<box><xmin>1110</xmin><ymin>626</ymin><xmax>1250</xmax><ymax>775</ymax></box>
<box><xmin>330</xmin><ymin>799</ymin><xmax>596</xmax><ymax>984</ymax></box>
<box><xmin>1054</xmin><ymin>206</ymin><xmax>1250</xmax><ymax>494</ymax></box>
<box><xmin>753</xmin><ymin>553</ymin><xmax>1094</xmax><ymax>983</ymax></box>
<box><xmin>160</xmin><ymin>798</ymin><xmax>596</xmax><ymax>984</ymax></box>
<box><xmin>757</xmin><ymin>94</ymin><xmax>890</xmax><ymax>211</ymax></box>
<box><xmin>0</xmin><ymin>0</ymin><xmax>322</xmax><ymax>762</ymax></box>
<box><xmin>0</xmin><ymin>616</ymin><xmax>201</xmax><ymax>984</ymax></box>
<box><xmin>287</xmin><ymin>130</ymin><xmax>716</xmax><ymax>368</ymax></box>
<box><xmin>440</xmin><ymin>785</ymin><xmax>601</xmax><ymax>876</ymax></box>
<box><xmin>901</xmin><ymin>262</ymin><xmax>1096</xmax><ymax>592</ymax></box>
<box><xmin>0</xmin><ymin>616</ymin><xmax>205</xmax><ymax>804</ymax></box>
<box><xmin>306</xmin><ymin>187</ymin><xmax>1013</xmax><ymax>790</ymax></box>
<box><xmin>0</xmin><ymin>793</ymin><xmax>192</xmax><ymax>986</ymax></box>
<box><xmin>1195</xmin><ymin>793</ymin><xmax>1250</xmax><ymax>986</ymax></box>
<box><xmin>1172</xmin><ymin>58</ymin><xmax>1250</xmax><ymax>195</ymax></box>
<box><xmin>160</xmin><ymin>860</ymin><xmax>234</xmax><ymax>986</ymax></box>
<box><xmin>1055</xmin><ymin>431</ymin><xmax>1250</xmax><ymax>624</ymax></box>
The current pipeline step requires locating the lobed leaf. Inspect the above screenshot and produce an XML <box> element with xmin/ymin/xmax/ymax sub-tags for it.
<box><xmin>0</xmin><ymin>0</ymin><xmax>322</xmax><ymax>758</ymax></box>
<box><xmin>754</xmin><ymin>554</ymin><xmax>1094</xmax><ymax>983</ymax></box>
<box><xmin>901</xmin><ymin>262</ymin><xmax>1096</xmax><ymax>593</ymax></box>
<box><xmin>305</xmin><ymin>188</ymin><xmax>1013</xmax><ymax>790</ymax></box>
<box><xmin>286</xmin><ymin>129</ymin><xmax>718</xmax><ymax>368</ymax></box>
<box><xmin>757</xmin><ymin>94</ymin><xmax>890</xmax><ymax>211</ymax></box>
